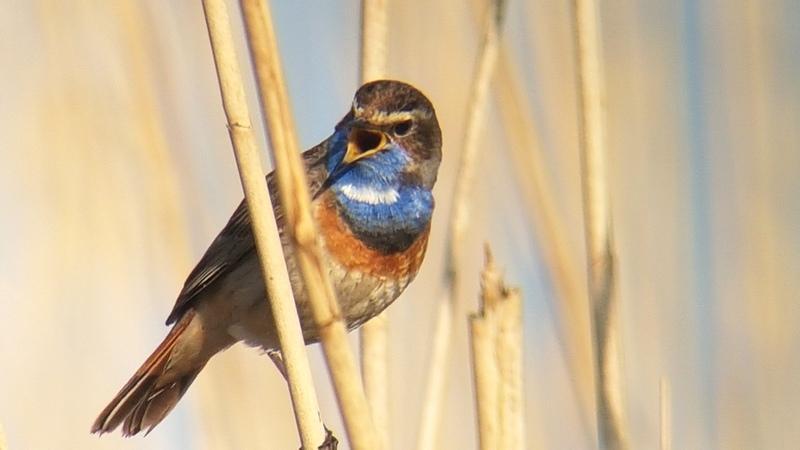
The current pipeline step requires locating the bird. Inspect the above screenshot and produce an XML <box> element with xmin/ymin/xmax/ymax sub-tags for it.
<box><xmin>91</xmin><ymin>79</ymin><xmax>442</xmax><ymax>436</ymax></box>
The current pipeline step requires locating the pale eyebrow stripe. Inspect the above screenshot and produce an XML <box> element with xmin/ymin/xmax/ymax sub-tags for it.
<box><xmin>352</xmin><ymin>99</ymin><xmax>433</xmax><ymax>123</ymax></box>
<box><xmin>368</xmin><ymin>110</ymin><xmax>431</xmax><ymax>124</ymax></box>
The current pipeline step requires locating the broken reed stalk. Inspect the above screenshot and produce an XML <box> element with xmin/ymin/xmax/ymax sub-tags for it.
<box><xmin>571</xmin><ymin>0</ymin><xmax>629</xmax><ymax>448</ymax></box>
<box><xmin>660</xmin><ymin>377</ymin><xmax>671</xmax><ymax>450</ymax></box>
<box><xmin>238</xmin><ymin>1</ymin><xmax>379</xmax><ymax>449</ymax></box>
<box><xmin>416</xmin><ymin>1</ymin><xmax>507</xmax><ymax>449</ymax></box>
<box><xmin>358</xmin><ymin>0</ymin><xmax>391</xmax><ymax>448</ymax></box>
<box><xmin>469</xmin><ymin>246</ymin><xmax>525</xmax><ymax>450</ymax></box>
<box><xmin>201</xmin><ymin>1</ymin><xmax>328</xmax><ymax>448</ymax></box>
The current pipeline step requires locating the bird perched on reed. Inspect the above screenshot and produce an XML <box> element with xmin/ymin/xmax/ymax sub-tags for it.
<box><xmin>92</xmin><ymin>80</ymin><xmax>442</xmax><ymax>436</ymax></box>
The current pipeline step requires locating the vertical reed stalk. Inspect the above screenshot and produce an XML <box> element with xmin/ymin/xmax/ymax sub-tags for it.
<box><xmin>571</xmin><ymin>0</ymin><xmax>629</xmax><ymax>448</ymax></box>
<box><xmin>238</xmin><ymin>1</ymin><xmax>379</xmax><ymax>449</ymax></box>
<box><xmin>416</xmin><ymin>1</ymin><xmax>507</xmax><ymax>449</ymax></box>
<box><xmin>358</xmin><ymin>0</ymin><xmax>391</xmax><ymax>448</ymax></box>
<box><xmin>201</xmin><ymin>1</ymin><xmax>328</xmax><ymax>448</ymax></box>
<box><xmin>660</xmin><ymin>377</ymin><xmax>671</xmax><ymax>450</ymax></box>
<box><xmin>360</xmin><ymin>0</ymin><xmax>387</xmax><ymax>81</ymax></box>
<box><xmin>469</xmin><ymin>247</ymin><xmax>525</xmax><ymax>450</ymax></box>
<box><xmin>0</xmin><ymin>421</ymin><xmax>6</xmax><ymax>450</ymax></box>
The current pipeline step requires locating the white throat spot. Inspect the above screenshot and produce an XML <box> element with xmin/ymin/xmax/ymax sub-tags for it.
<box><xmin>340</xmin><ymin>184</ymin><xmax>400</xmax><ymax>205</ymax></box>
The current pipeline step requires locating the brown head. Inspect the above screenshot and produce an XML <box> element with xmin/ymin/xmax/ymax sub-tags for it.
<box><xmin>334</xmin><ymin>80</ymin><xmax>442</xmax><ymax>189</ymax></box>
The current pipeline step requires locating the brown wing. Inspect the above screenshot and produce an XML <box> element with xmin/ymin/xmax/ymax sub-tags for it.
<box><xmin>165</xmin><ymin>142</ymin><xmax>330</xmax><ymax>325</ymax></box>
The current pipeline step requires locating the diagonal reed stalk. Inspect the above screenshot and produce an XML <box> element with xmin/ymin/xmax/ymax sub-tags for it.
<box><xmin>358</xmin><ymin>0</ymin><xmax>391</xmax><ymax>448</ymax></box>
<box><xmin>469</xmin><ymin>246</ymin><xmax>525</xmax><ymax>450</ymax></box>
<box><xmin>571</xmin><ymin>0</ymin><xmax>629</xmax><ymax>448</ymax></box>
<box><xmin>238</xmin><ymin>1</ymin><xmax>380</xmax><ymax>449</ymax></box>
<box><xmin>495</xmin><ymin>48</ymin><xmax>595</xmax><ymax>439</ymax></box>
<box><xmin>416</xmin><ymin>1</ymin><xmax>507</xmax><ymax>449</ymax></box>
<box><xmin>201</xmin><ymin>1</ymin><xmax>328</xmax><ymax>448</ymax></box>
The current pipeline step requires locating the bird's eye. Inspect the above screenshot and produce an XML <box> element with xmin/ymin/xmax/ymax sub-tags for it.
<box><xmin>393</xmin><ymin>120</ymin><xmax>413</xmax><ymax>137</ymax></box>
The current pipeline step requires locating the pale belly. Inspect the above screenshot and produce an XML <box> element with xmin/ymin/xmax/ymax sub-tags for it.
<box><xmin>215</xmin><ymin>240</ymin><xmax>415</xmax><ymax>351</ymax></box>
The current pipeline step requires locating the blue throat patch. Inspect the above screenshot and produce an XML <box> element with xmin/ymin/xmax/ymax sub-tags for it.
<box><xmin>325</xmin><ymin>132</ymin><xmax>434</xmax><ymax>253</ymax></box>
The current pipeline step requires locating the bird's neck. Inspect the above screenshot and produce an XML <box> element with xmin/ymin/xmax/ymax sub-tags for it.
<box><xmin>327</xmin><ymin>149</ymin><xmax>433</xmax><ymax>253</ymax></box>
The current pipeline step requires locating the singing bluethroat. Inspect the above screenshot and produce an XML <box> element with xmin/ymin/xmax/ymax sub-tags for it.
<box><xmin>92</xmin><ymin>80</ymin><xmax>442</xmax><ymax>436</ymax></box>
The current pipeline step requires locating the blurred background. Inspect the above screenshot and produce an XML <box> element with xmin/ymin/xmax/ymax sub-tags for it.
<box><xmin>1</xmin><ymin>0</ymin><xmax>798</xmax><ymax>449</ymax></box>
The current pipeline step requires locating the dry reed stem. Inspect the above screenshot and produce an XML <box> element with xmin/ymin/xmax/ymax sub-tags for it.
<box><xmin>495</xmin><ymin>49</ymin><xmax>595</xmax><ymax>436</ymax></box>
<box><xmin>116</xmin><ymin>0</ymin><xmax>193</xmax><ymax>273</ymax></box>
<box><xmin>238</xmin><ymin>1</ymin><xmax>379</xmax><ymax>449</ymax></box>
<box><xmin>469</xmin><ymin>246</ymin><xmax>525</xmax><ymax>450</ymax></box>
<box><xmin>360</xmin><ymin>0</ymin><xmax>387</xmax><ymax>81</ymax></box>
<box><xmin>416</xmin><ymin>2</ymin><xmax>507</xmax><ymax>449</ymax></box>
<box><xmin>471</xmin><ymin>317</ymin><xmax>499</xmax><ymax>449</ymax></box>
<box><xmin>571</xmin><ymin>0</ymin><xmax>629</xmax><ymax>448</ymax></box>
<box><xmin>119</xmin><ymin>2</ymin><xmax>253</xmax><ymax>444</ymax></box>
<box><xmin>360</xmin><ymin>313</ymin><xmax>389</xmax><ymax>448</ymax></box>
<box><xmin>201</xmin><ymin>1</ymin><xmax>327</xmax><ymax>448</ymax></box>
<box><xmin>660</xmin><ymin>377</ymin><xmax>671</xmax><ymax>450</ymax></box>
<box><xmin>358</xmin><ymin>0</ymin><xmax>391</xmax><ymax>448</ymax></box>
<box><xmin>0</xmin><ymin>421</ymin><xmax>6</xmax><ymax>450</ymax></box>
<box><xmin>741</xmin><ymin>6</ymin><xmax>791</xmax><ymax>445</ymax></box>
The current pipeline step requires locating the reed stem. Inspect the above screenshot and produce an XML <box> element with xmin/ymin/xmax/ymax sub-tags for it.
<box><xmin>571</xmin><ymin>0</ymin><xmax>629</xmax><ymax>447</ymax></box>
<box><xmin>469</xmin><ymin>246</ymin><xmax>525</xmax><ymax>450</ymax></box>
<box><xmin>201</xmin><ymin>1</ymin><xmax>327</xmax><ymax>448</ymax></box>
<box><xmin>660</xmin><ymin>377</ymin><xmax>671</xmax><ymax>450</ymax></box>
<box><xmin>239</xmin><ymin>1</ymin><xmax>379</xmax><ymax>448</ymax></box>
<box><xmin>416</xmin><ymin>1</ymin><xmax>507</xmax><ymax>449</ymax></box>
<box><xmin>0</xmin><ymin>421</ymin><xmax>6</xmax><ymax>450</ymax></box>
<box><xmin>495</xmin><ymin>49</ymin><xmax>595</xmax><ymax>438</ymax></box>
<box><xmin>358</xmin><ymin>0</ymin><xmax>391</xmax><ymax>448</ymax></box>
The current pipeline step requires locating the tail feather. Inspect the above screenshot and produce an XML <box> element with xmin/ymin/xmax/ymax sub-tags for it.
<box><xmin>92</xmin><ymin>311</ymin><xmax>203</xmax><ymax>436</ymax></box>
<box><xmin>123</xmin><ymin>369</ymin><xmax>201</xmax><ymax>436</ymax></box>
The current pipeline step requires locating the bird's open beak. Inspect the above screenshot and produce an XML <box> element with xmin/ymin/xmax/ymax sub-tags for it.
<box><xmin>322</xmin><ymin>124</ymin><xmax>390</xmax><ymax>191</ymax></box>
<box><xmin>342</xmin><ymin>126</ymin><xmax>389</xmax><ymax>164</ymax></box>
